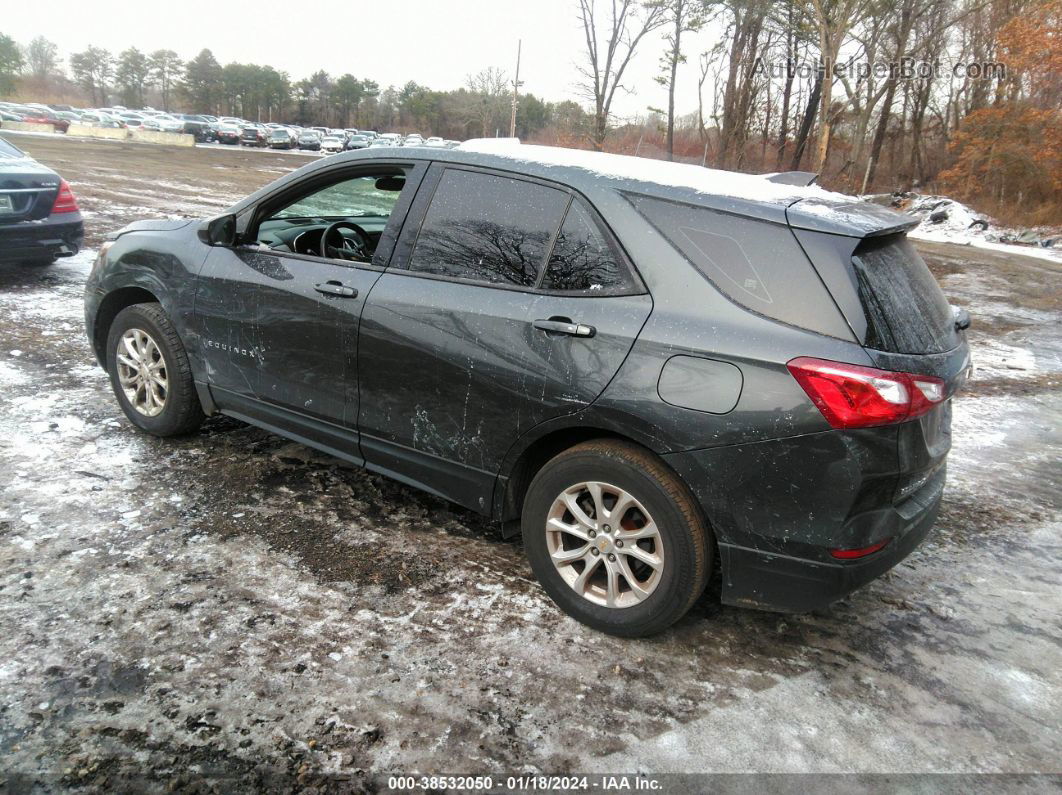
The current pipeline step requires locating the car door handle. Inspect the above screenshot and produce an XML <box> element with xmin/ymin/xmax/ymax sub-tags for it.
<box><xmin>533</xmin><ymin>319</ymin><xmax>596</xmax><ymax>338</ymax></box>
<box><xmin>314</xmin><ymin>281</ymin><xmax>358</xmax><ymax>298</ymax></box>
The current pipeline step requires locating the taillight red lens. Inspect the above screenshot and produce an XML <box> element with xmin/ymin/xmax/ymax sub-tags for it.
<box><xmin>787</xmin><ymin>357</ymin><xmax>945</xmax><ymax>429</ymax></box>
<box><xmin>50</xmin><ymin>179</ymin><xmax>79</xmax><ymax>214</ymax></box>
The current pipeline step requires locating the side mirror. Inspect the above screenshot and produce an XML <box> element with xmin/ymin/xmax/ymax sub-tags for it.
<box><xmin>198</xmin><ymin>214</ymin><xmax>237</xmax><ymax>247</ymax></box>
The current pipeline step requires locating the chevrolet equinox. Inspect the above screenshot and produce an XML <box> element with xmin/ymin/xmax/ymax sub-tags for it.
<box><xmin>84</xmin><ymin>142</ymin><xmax>970</xmax><ymax>636</ymax></box>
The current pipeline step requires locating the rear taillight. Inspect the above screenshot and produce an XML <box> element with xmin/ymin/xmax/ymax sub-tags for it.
<box><xmin>50</xmin><ymin>179</ymin><xmax>79</xmax><ymax>214</ymax></box>
<box><xmin>787</xmin><ymin>357</ymin><xmax>945</xmax><ymax>429</ymax></box>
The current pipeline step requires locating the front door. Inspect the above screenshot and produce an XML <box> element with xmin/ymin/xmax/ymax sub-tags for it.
<box><xmin>194</xmin><ymin>163</ymin><xmax>425</xmax><ymax>456</ymax></box>
<box><xmin>357</xmin><ymin>165</ymin><xmax>652</xmax><ymax>510</ymax></box>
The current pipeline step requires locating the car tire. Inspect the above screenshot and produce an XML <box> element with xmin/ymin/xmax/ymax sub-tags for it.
<box><xmin>521</xmin><ymin>440</ymin><xmax>711</xmax><ymax>637</ymax></box>
<box><xmin>106</xmin><ymin>303</ymin><xmax>205</xmax><ymax>437</ymax></box>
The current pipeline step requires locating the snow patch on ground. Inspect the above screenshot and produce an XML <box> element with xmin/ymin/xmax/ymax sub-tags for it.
<box><xmin>904</xmin><ymin>196</ymin><xmax>1062</xmax><ymax>263</ymax></box>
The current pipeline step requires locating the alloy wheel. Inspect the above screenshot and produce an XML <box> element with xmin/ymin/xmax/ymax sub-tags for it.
<box><xmin>115</xmin><ymin>327</ymin><xmax>168</xmax><ymax>417</ymax></box>
<box><xmin>545</xmin><ymin>481</ymin><xmax>665</xmax><ymax>608</ymax></box>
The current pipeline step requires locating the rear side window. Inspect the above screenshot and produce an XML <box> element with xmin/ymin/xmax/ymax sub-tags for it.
<box><xmin>541</xmin><ymin>202</ymin><xmax>633</xmax><ymax>292</ymax></box>
<box><xmin>409</xmin><ymin>168</ymin><xmax>568</xmax><ymax>287</ymax></box>
<box><xmin>851</xmin><ymin>235</ymin><xmax>956</xmax><ymax>354</ymax></box>
<box><xmin>627</xmin><ymin>194</ymin><xmax>854</xmax><ymax>339</ymax></box>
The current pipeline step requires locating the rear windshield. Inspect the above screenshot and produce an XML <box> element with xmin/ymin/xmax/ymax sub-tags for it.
<box><xmin>851</xmin><ymin>235</ymin><xmax>956</xmax><ymax>354</ymax></box>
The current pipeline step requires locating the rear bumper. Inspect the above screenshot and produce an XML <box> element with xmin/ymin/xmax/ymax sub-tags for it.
<box><xmin>719</xmin><ymin>473</ymin><xmax>942</xmax><ymax>612</ymax></box>
<box><xmin>0</xmin><ymin>213</ymin><xmax>84</xmax><ymax>261</ymax></box>
<box><xmin>663</xmin><ymin>424</ymin><xmax>947</xmax><ymax>613</ymax></box>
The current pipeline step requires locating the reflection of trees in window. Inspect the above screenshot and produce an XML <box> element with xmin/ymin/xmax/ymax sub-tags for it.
<box><xmin>411</xmin><ymin>218</ymin><xmax>552</xmax><ymax>286</ymax></box>
<box><xmin>408</xmin><ymin>169</ymin><xmax>568</xmax><ymax>287</ymax></box>
<box><xmin>542</xmin><ymin>203</ymin><xmax>627</xmax><ymax>291</ymax></box>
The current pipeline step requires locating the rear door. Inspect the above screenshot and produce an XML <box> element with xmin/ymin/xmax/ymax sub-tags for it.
<box><xmin>357</xmin><ymin>164</ymin><xmax>652</xmax><ymax>510</ymax></box>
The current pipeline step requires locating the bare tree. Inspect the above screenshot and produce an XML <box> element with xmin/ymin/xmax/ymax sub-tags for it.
<box><xmin>466</xmin><ymin>67</ymin><xmax>509</xmax><ymax>138</ymax></box>
<box><xmin>714</xmin><ymin>0</ymin><xmax>771</xmax><ymax>169</ymax></box>
<box><xmin>809</xmin><ymin>0</ymin><xmax>873</xmax><ymax>172</ymax></box>
<box><xmin>656</xmin><ymin>0</ymin><xmax>708</xmax><ymax>159</ymax></box>
<box><xmin>576</xmin><ymin>0</ymin><xmax>668</xmax><ymax>149</ymax></box>
<box><xmin>24</xmin><ymin>37</ymin><xmax>59</xmax><ymax>82</ymax></box>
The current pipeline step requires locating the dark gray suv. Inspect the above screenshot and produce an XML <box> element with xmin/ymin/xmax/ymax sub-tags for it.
<box><xmin>84</xmin><ymin>143</ymin><xmax>970</xmax><ymax>636</ymax></box>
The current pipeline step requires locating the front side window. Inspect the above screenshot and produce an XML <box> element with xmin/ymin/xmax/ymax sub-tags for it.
<box><xmin>407</xmin><ymin>168</ymin><xmax>568</xmax><ymax>287</ymax></box>
<box><xmin>271</xmin><ymin>175</ymin><xmax>405</xmax><ymax>221</ymax></box>
<box><xmin>255</xmin><ymin>171</ymin><xmax>410</xmax><ymax>261</ymax></box>
<box><xmin>541</xmin><ymin>202</ymin><xmax>632</xmax><ymax>292</ymax></box>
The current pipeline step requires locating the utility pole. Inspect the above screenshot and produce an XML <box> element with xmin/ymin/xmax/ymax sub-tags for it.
<box><xmin>509</xmin><ymin>39</ymin><xmax>522</xmax><ymax>138</ymax></box>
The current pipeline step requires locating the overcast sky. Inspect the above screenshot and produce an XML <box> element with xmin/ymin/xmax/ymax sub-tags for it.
<box><xmin>4</xmin><ymin>0</ymin><xmax>721</xmax><ymax>120</ymax></box>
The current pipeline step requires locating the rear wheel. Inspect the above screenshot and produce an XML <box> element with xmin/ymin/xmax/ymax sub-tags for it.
<box><xmin>106</xmin><ymin>303</ymin><xmax>204</xmax><ymax>437</ymax></box>
<box><xmin>522</xmin><ymin>440</ymin><xmax>711</xmax><ymax>637</ymax></box>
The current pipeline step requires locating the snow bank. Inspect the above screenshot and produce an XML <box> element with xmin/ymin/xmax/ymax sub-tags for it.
<box><xmin>903</xmin><ymin>195</ymin><xmax>1062</xmax><ymax>263</ymax></box>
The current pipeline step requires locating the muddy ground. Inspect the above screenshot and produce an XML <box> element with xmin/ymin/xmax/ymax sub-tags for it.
<box><xmin>0</xmin><ymin>133</ymin><xmax>1059</xmax><ymax>790</ymax></box>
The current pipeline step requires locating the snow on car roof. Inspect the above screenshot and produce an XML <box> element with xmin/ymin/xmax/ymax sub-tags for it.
<box><xmin>458</xmin><ymin>138</ymin><xmax>850</xmax><ymax>206</ymax></box>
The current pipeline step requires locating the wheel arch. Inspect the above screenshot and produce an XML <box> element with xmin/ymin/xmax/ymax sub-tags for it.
<box><xmin>91</xmin><ymin>286</ymin><xmax>162</xmax><ymax>366</ymax></box>
<box><xmin>491</xmin><ymin>410</ymin><xmax>681</xmax><ymax>530</ymax></box>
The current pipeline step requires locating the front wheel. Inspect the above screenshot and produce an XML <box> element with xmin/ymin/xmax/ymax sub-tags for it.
<box><xmin>522</xmin><ymin>440</ymin><xmax>711</xmax><ymax>637</ymax></box>
<box><xmin>106</xmin><ymin>303</ymin><xmax>204</xmax><ymax>437</ymax></box>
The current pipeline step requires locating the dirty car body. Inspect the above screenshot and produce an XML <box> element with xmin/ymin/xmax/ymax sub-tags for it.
<box><xmin>84</xmin><ymin>143</ymin><xmax>969</xmax><ymax>634</ymax></box>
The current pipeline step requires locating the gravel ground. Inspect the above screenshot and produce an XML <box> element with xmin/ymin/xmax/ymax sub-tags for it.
<box><xmin>0</xmin><ymin>134</ymin><xmax>1059</xmax><ymax>791</ymax></box>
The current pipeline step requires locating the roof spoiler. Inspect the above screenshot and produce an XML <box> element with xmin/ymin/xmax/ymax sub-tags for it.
<box><xmin>763</xmin><ymin>171</ymin><xmax>819</xmax><ymax>187</ymax></box>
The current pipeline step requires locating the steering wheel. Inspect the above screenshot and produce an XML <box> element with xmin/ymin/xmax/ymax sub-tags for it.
<box><xmin>321</xmin><ymin>221</ymin><xmax>373</xmax><ymax>262</ymax></box>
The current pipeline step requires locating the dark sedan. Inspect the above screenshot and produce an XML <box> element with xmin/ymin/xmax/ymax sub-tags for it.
<box><xmin>0</xmin><ymin>136</ymin><xmax>84</xmax><ymax>265</ymax></box>
<box><xmin>215</xmin><ymin>123</ymin><xmax>241</xmax><ymax>145</ymax></box>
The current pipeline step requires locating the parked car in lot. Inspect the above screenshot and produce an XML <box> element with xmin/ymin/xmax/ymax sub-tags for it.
<box><xmin>215</xmin><ymin>123</ymin><xmax>241</xmax><ymax>145</ymax></box>
<box><xmin>78</xmin><ymin>111</ymin><xmax>124</xmax><ymax>128</ymax></box>
<box><xmin>240</xmin><ymin>125</ymin><xmax>269</xmax><ymax>147</ymax></box>
<box><xmin>176</xmin><ymin>114</ymin><xmax>214</xmax><ymax>141</ymax></box>
<box><xmin>268</xmin><ymin>128</ymin><xmax>298</xmax><ymax>149</ymax></box>
<box><xmin>137</xmin><ymin>113</ymin><xmax>184</xmax><ymax>133</ymax></box>
<box><xmin>118</xmin><ymin>112</ymin><xmax>146</xmax><ymax>129</ymax></box>
<box><xmin>0</xmin><ymin>136</ymin><xmax>83</xmax><ymax>266</ymax></box>
<box><xmin>83</xmin><ymin>143</ymin><xmax>971</xmax><ymax>636</ymax></box>
<box><xmin>320</xmin><ymin>135</ymin><xmax>345</xmax><ymax>153</ymax></box>
<box><xmin>367</xmin><ymin>138</ymin><xmax>394</xmax><ymax>148</ymax></box>
<box><xmin>297</xmin><ymin>130</ymin><xmax>322</xmax><ymax>151</ymax></box>
<box><xmin>14</xmin><ymin>107</ymin><xmax>70</xmax><ymax>132</ymax></box>
<box><xmin>344</xmin><ymin>134</ymin><xmax>370</xmax><ymax>150</ymax></box>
